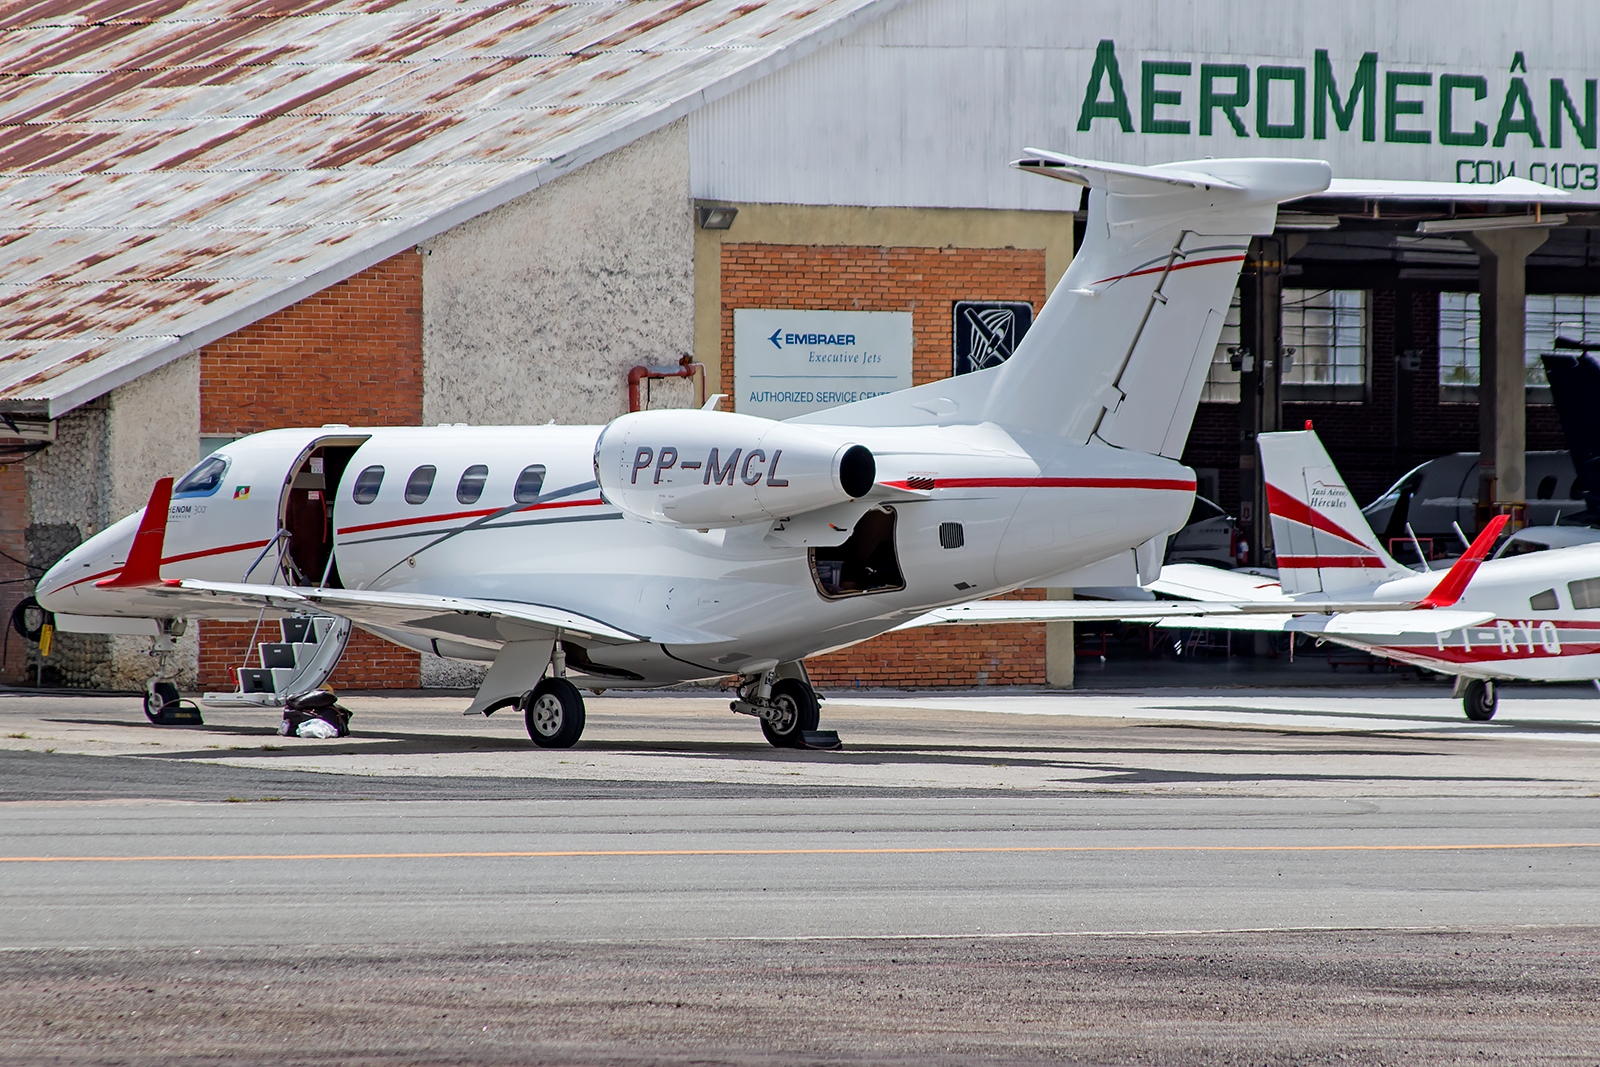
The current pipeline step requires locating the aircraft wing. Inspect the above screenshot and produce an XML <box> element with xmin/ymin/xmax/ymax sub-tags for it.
<box><xmin>1292</xmin><ymin>609</ymin><xmax>1497</xmax><ymax>636</ymax></box>
<box><xmin>158</xmin><ymin>580</ymin><xmax>641</xmax><ymax>650</ymax></box>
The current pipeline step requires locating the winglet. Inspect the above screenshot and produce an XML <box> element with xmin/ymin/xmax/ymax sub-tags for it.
<box><xmin>1418</xmin><ymin>514</ymin><xmax>1509</xmax><ymax>608</ymax></box>
<box><xmin>97</xmin><ymin>478</ymin><xmax>173</xmax><ymax>589</ymax></box>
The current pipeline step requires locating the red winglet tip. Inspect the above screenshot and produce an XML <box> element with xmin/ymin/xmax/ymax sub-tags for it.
<box><xmin>97</xmin><ymin>477</ymin><xmax>174</xmax><ymax>589</ymax></box>
<box><xmin>1419</xmin><ymin>514</ymin><xmax>1509</xmax><ymax>609</ymax></box>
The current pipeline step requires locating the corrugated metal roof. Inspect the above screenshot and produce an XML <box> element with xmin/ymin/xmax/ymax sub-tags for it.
<box><xmin>0</xmin><ymin>0</ymin><xmax>904</xmax><ymax>417</ymax></box>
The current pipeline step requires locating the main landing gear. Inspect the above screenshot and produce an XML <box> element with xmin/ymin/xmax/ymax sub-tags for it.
<box><xmin>520</xmin><ymin>642</ymin><xmax>586</xmax><ymax>748</ymax></box>
<box><xmin>730</xmin><ymin>668</ymin><xmax>838</xmax><ymax>749</ymax></box>
<box><xmin>1461</xmin><ymin>678</ymin><xmax>1498</xmax><ymax>721</ymax></box>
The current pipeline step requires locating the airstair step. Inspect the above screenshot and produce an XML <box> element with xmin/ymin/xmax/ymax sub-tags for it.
<box><xmin>259</xmin><ymin>642</ymin><xmax>298</xmax><ymax>669</ymax></box>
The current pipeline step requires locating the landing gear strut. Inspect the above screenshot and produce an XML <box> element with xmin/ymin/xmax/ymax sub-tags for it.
<box><xmin>1462</xmin><ymin>678</ymin><xmax>1498</xmax><ymax>721</ymax></box>
<box><xmin>142</xmin><ymin>619</ymin><xmax>201</xmax><ymax>725</ymax></box>
<box><xmin>731</xmin><ymin>669</ymin><xmax>833</xmax><ymax>748</ymax></box>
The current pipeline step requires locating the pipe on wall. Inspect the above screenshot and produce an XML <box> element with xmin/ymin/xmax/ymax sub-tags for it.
<box><xmin>628</xmin><ymin>356</ymin><xmax>706</xmax><ymax>412</ymax></box>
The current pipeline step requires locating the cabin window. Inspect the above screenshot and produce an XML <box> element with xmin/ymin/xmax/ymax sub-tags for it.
<box><xmin>1536</xmin><ymin>475</ymin><xmax>1559</xmax><ymax>501</ymax></box>
<box><xmin>1530</xmin><ymin>588</ymin><xmax>1560</xmax><ymax>612</ymax></box>
<box><xmin>457</xmin><ymin>464</ymin><xmax>488</xmax><ymax>504</ymax></box>
<box><xmin>514</xmin><ymin>464</ymin><xmax>546</xmax><ymax>504</ymax></box>
<box><xmin>174</xmin><ymin>455</ymin><xmax>229</xmax><ymax>497</ymax></box>
<box><xmin>352</xmin><ymin>465</ymin><xmax>384</xmax><ymax>504</ymax></box>
<box><xmin>810</xmin><ymin>506</ymin><xmax>904</xmax><ymax>599</ymax></box>
<box><xmin>1569</xmin><ymin>577</ymin><xmax>1600</xmax><ymax>610</ymax></box>
<box><xmin>404</xmin><ymin>465</ymin><xmax>436</xmax><ymax>505</ymax></box>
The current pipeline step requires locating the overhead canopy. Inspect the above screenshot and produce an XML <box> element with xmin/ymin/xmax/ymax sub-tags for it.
<box><xmin>0</xmin><ymin>0</ymin><xmax>901</xmax><ymax>418</ymax></box>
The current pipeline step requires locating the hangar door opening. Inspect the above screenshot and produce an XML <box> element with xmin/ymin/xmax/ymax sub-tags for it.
<box><xmin>280</xmin><ymin>436</ymin><xmax>369</xmax><ymax>587</ymax></box>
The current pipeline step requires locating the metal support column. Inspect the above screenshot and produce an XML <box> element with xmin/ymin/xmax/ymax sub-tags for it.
<box><xmin>1465</xmin><ymin>227</ymin><xmax>1550</xmax><ymax>530</ymax></box>
<box><xmin>1237</xmin><ymin>235</ymin><xmax>1284</xmax><ymax>567</ymax></box>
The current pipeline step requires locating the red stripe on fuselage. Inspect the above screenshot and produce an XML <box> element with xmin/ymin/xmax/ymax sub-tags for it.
<box><xmin>883</xmin><ymin>477</ymin><xmax>1196</xmax><ymax>491</ymax></box>
<box><xmin>1276</xmin><ymin>555</ymin><xmax>1387</xmax><ymax>569</ymax></box>
<box><xmin>1091</xmin><ymin>254</ymin><xmax>1247</xmax><ymax>287</ymax></box>
<box><xmin>61</xmin><ymin>538</ymin><xmax>271</xmax><ymax>592</ymax></box>
<box><xmin>335</xmin><ymin>497</ymin><xmax>607</xmax><ymax>536</ymax></box>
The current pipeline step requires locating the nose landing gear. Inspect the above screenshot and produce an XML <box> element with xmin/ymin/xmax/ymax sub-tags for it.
<box><xmin>143</xmin><ymin>619</ymin><xmax>202</xmax><ymax>724</ymax></box>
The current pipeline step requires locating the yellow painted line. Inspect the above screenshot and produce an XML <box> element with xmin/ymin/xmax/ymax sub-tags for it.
<box><xmin>2</xmin><ymin>842</ymin><xmax>1599</xmax><ymax>864</ymax></box>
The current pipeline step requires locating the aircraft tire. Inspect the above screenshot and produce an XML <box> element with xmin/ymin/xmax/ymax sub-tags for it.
<box><xmin>143</xmin><ymin>682</ymin><xmax>180</xmax><ymax>723</ymax></box>
<box><xmin>761</xmin><ymin>678</ymin><xmax>820</xmax><ymax>748</ymax></box>
<box><xmin>1462</xmin><ymin>678</ymin><xmax>1498</xmax><ymax>721</ymax></box>
<box><xmin>523</xmin><ymin>678</ymin><xmax>586</xmax><ymax>748</ymax></box>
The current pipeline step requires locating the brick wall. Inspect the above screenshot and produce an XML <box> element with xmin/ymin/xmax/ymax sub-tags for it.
<box><xmin>806</xmin><ymin>591</ymin><xmax>1047</xmax><ymax>688</ymax></box>
<box><xmin>720</xmin><ymin>244</ymin><xmax>1047</xmax><ymax>399</ymax></box>
<box><xmin>721</xmin><ymin>243</ymin><xmax>1050</xmax><ymax>688</ymax></box>
<box><xmin>199</xmin><ymin>622</ymin><xmax>421</xmax><ymax>691</ymax></box>
<box><xmin>197</xmin><ymin>251</ymin><xmax>424</xmax><ymax>688</ymax></box>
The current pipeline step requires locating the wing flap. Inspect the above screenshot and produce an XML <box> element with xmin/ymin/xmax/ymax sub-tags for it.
<box><xmin>165</xmin><ymin>580</ymin><xmax>640</xmax><ymax>648</ymax></box>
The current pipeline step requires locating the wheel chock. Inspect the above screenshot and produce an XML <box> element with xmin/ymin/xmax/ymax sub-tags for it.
<box><xmin>153</xmin><ymin>704</ymin><xmax>204</xmax><ymax>725</ymax></box>
<box><xmin>799</xmin><ymin>729</ymin><xmax>842</xmax><ymax>750</ymax></box>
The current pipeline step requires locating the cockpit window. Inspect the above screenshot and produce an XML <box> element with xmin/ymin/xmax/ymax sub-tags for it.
<box><xmin>514</xmin><ymin>464</ymin><xmax>546</xmax><ymax>504</ymax></box>
<box><xmin>457</xmin><ymin>465</ymin><xmax>488</xmax><ymax>505</ymax></box>
<box><xmin>174</xmin><ymin>455</ymin><xmax>229</xmax><ymax>498</ymax></box>
<box><xmin>404</xmin><ymin>465</ymin><xmax>436</xmax><ymax>505</ymax></box>
<box><xmin>1530</xmin><ymin>588</ymin><xmax>1560</xmax><ymax>611</ymax></box>
<box><xmin>352</xmin><ymin>465</ymin><xmax>384</xmax><ymax>504</ymax></box>
<box><xmin>1499</xmin><ymin>537</ymin><xmax>1550</xmax><ymax>558</ymax></box>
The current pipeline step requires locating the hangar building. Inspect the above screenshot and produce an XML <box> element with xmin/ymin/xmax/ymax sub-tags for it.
<box><xmin>2</xmin><ymin>0</ymin><xmax>1595</xmax><ymax>691</ymax></box>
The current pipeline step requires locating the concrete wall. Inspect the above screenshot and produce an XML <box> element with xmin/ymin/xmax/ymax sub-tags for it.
<box><xmin>422</xmin><ymin>118</ymin><xmax>695</xmax><ymax>426</ymax></box>
<box><xmin>20</xmin><ymin>353</ymin><xmax>201</xmax><ymax>688</ymax></box>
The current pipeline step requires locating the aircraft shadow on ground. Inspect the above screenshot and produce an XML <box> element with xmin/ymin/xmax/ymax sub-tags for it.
<box><xmin>35</xmin><ymin>719</ymin><xmax>1559</xmax><ymax>788</ymax></box>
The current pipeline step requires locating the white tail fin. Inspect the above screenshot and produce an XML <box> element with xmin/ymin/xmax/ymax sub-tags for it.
<box><xmin>1258</xmin><ymin>430</ymin><xmax>1409</xmax><ymax>595</ymax></box>
<box><xmin>795</xmin><ymin>152</ymin><xmax>1331</xmax><ymax>459</ymax></box>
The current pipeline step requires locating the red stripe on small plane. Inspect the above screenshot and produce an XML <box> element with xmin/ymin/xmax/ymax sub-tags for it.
<box><xmin>1091</xmin><ymin>254</ymin><xmax>1247</xmax><ymax>287</ymax></box>
<box><xmin>1263</xmin><ymin>482</ymin><xmax>1374</xmax><ymax>551</ymax></box>
<box><xmin>1275</xmin><ymin>555</ymin><xmax>1387</xmax><ymax>569</ymax></box>
<box><xmin>883</xmin><ymin>477</ymin><xmax>1196</xmax><ymax>491</ymax></box>
<box><xmin>336</xmin><ymin>497</ymin><xmax>606</xmax><ymax>537</ymax></box>
<box><xmin>66</xmin><ymin>538</ymin><xmax>271</xmax><ymax>592</ymax></box>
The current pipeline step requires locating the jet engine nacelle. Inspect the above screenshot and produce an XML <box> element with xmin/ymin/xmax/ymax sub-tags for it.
<box><xmin>594</xmin><ymin>409</ymin><xmax>876</xmax><ymax>527</ymax></box>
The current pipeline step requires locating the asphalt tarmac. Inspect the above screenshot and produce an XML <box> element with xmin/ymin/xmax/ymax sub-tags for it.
<box><xmin>3</xmin><ymin>685</ymin><xmax>1600</xmax><ymax>1065</ymax></box>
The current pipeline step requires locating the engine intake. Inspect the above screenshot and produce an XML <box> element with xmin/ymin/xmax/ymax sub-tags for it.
<box><xmin>595</xmin><ymin>409</ymin><xmax>875</xmax><ymax>528</ymax></box>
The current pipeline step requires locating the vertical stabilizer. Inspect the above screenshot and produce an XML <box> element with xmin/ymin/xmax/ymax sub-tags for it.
<box><xmin>981</xmin><ymin>153</ymin><xmax>1331</xmax><ymax>453</ymax></box>
<box><xmin>1258</xmin><ymin>431</ymin><xmax>1408</xmax><ymax>595</ymax></box>
<box><xmin>794</xmin><ymin>153</ymin><xmax>1331</xmax><ymax>451</ymax></box>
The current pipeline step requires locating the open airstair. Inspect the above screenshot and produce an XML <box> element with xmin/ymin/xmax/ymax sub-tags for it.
<box><xmin>202</xmin><ymin>614</ymin><xmax>352</xmax><ymax>708</ymax></box>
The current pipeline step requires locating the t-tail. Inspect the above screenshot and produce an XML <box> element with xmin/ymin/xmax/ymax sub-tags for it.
<box><xmin>1258</xmin><ymin>430</ymin><xmax>1411</xmax><ymax>595</ymax></box>
<box><xmin>796</xmin><ymin>152</ymin><xmax>1332</xmax><ymax>458</ymax></box>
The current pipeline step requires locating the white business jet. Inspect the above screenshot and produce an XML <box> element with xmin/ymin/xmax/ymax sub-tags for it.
<box><xmin>912</xmin><ymin>429</ymin><xmax>1600</xmax><ymax>722</ymax></box>
<box><xmin>36</xmin><ymin>151</ymin><xmax>1332</xmax><ymax>747</ymax></box>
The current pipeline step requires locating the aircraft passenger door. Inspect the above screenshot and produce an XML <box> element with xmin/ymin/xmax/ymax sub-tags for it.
<box><xmin>279</xmin><ymin>436</ymin><xmax>368</xmax><ymax>588</ymax></box>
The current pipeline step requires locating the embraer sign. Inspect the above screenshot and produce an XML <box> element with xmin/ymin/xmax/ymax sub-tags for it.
<box><xmin>1075</xmin><ymin>40</ymin><xmax>1598</xmax><ymax>188</ymax></box>
<box><xmin>734</xmin><ymin>309</ymin><xmax>912</xmax><ymax>419</ymax></box>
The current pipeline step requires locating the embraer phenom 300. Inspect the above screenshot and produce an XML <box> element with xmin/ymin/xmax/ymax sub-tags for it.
<box><xmin>37</xmin><ymin>152</ymin><xmax>1332</xmax><ymax>746</ymax></box>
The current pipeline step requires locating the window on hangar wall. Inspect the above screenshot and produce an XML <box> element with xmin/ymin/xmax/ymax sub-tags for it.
<box><xmin>1438</xmin><ymin>293</ymin><xmax>1600</xmax><ymax>404</ymax></box>
<box><xmin>1201</xmin><ymin>288</ymin><xmax>1369</xmax><ymax>404</ymax></box>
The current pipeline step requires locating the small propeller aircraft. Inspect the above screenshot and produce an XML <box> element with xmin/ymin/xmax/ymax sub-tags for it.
<box><xmin>910</xmin><ymin>429</ymin><xmax>1600</xmax><ymax>722</ymax></box>
<box><xmin>37</xmin><ymin>151</ymin><xmax>1334</xmax><ymax>746</ymax></box>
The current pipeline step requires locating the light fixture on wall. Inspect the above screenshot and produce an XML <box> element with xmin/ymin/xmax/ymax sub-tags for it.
<box><xmin>696</xmin><ymin>205</ymin><xmax>738</xmax><ymax>230</ymax></box>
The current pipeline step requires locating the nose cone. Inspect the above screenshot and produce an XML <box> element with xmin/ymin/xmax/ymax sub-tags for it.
<box><xmin>35</xmin><ymin>513</ymin><xmax>139</xmax><ymax>615</ymax></box>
